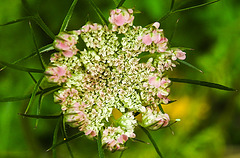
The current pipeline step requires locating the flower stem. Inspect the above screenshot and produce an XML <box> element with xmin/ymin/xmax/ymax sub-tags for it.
<box><xmin>140</xmin><ymin>126</ymin><xmax>164</xmax><ymax>158</ymax></box>
<box><xmin>97</xmin><ymin>131</ymin><xmax>105</xmax><ymax>158</ymax></box>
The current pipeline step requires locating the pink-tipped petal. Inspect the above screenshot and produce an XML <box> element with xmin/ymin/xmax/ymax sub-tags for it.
<box><xmin>116</xmin><ymin>9</ymin><xmax>121</xmax><ymax>13</ymax></box>
<box><xmin>162</xmin><ymin>114</ymin><xmax>170</xmax><ymax>127</ymax></box>
<box><xmin>91</xmin><ymin>130</ymin><xmax>97</xmax><ymax>137</ymax></box>
<box><xmin>85</xmin><ymin>130</ymin><xmax>92</xmax><ymax>135</ymax></box>
<box><xmin>157</xmin><ymin>92</ymin><xmax>163</xmax><ymax>99</ymax></box>
<box><xmin>57</xmin><ymin>66</ymin><xmax>67</xmax><ymax>76</ymax></box>
<box><xmin>110</xmin><ymin>10</ymin><xmax>116</xmax><ymax>15</ymax></box>
<box><xmin>142</xmin><ymin>34</ymin><xmax>152</xmax><ymax>45</ymax></box>
<box><xmin>55</xmin><ymin>41</ymin><xmax>70</xmax><ymax>50</ymax></box>
<box><xmin>122</xmin><ymin>134</ymin><xmax>128</xmax><ymax>141</ymax></box>
<box><xmin>152</xmin><ymin>22</ymin><xmax>160</xmax><ymax>29</ymax></box>
<box><xmin>128</xmin><ymin>9</ymin><xmax>133</xmax><ymax>14</ymax></box>
<box><xmin>85</xmin><ymin>130</ymin><xmax>97</xmax><ymax>137</ymax></box>
<box><xmin>62</xmin><ymin>51</ymin><xmax>74</xmax><ymax>57</ymax></box>
<box><xmin>149</xmin><ymin>76</ymin><xmax>161</xmax><ymax>88</ymax></box>
<box><xmin>152</xmin><ymin>31</ymin><xmax>161</xmax><ymax>44</ymax></box>
<box><xmin>117</xmin><ymin>137</ymin><xmax>123</xmax><ymax>144</ymax></box>
<box><xmin>114</xmin><ymin>14</ymin><xmax>126</xmax><ymax>26</ymax></box>
<box><xmin>176</xmin><ymin>50</ymin><xmax>186</xmax><ymax>60</ymax></box>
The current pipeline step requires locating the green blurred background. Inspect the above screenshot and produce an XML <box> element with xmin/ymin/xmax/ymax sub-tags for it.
<box><xmin>0</xmin><ymin>0</ymin><xmax>239</xmax><ymax>157</ymax></box>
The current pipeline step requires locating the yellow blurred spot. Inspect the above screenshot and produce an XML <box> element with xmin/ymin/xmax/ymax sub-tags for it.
<box><xmin>164</xmin><ymin>96</ymin><xmax>190</xmax><ymax>119</ymax></box>
<box><xmin>135</xmin><ymin>113</ymin><xmax>142</xmax><ymax>122</ymax></box>
<box><xmin>164</xmin><ymin>95</ymin><xmax>210</xmax><ymax>130</ymax></box>
<box><xmin>112</xmin><ymin>108</ymin><xmax>123</xmax><ymax>120</ymax></box>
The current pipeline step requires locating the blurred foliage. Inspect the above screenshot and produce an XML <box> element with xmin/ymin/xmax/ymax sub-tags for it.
<box><xmin>0</xmin><ymin>0</ymin><xmax>239</xmax><ymax>158</ymax></box>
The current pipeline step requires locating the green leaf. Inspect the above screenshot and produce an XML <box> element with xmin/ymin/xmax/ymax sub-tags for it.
<box><xmin>38</xmin><ymin>43</ymin><xmax>54</xmax><ymax>53</ymax></box>
<box><xmin>29</xmin><ymin>21</ymin><xmax>45</xmax><ymax>69</ymax></box>
<box><xmin>40</xmin><ymin>86</ymin><xmax>61</xmax><ymax>95</ymax></box>
<box><xmin>172</xmin><ymin>0</ymin><xmax>220</xmax><ymax>13</ymax></box>
<box><xmin>177</xmin><ymin>60</ymin><xmax>203</xmax><ymax>73</ymax></box>
<box><xmin>113</xmin><ymin>0</ymin><xmax>118</xmax><ymax>6</ymax></box>
<box><xmin>119</xmin><ymin>150</ymin><xmax>124</xmax><ymax>158</ymax></box>
<box><xmin>21</xmin><ymin>0</ymin><xmax>55</xmax><ymax>39</ymax></box>
<box><xmin>0</xmin><ymin>43</ymin><xmax>54</xmax><ymax>71</ymax></box>
<box><xmin>21</xmin><ymin>0</ymin><xmax>41</xmax><ymax>15</ymax></box>
<box><xmin>28</xmin><ymin>72</ymin><xmax>43</xmax><ymax>90</ymax></box>
<box><xmin>89</xmin><ymin>0</ymin><xmax>108</xmax><ymax>25</ymax></box>
<box><xmin>61</xmin><ymin>116</ymin><xmax>74</xmax><ymax>158</ymax></box>
<box><xmin>170</xmin><ymin>0</ymin><xmax>175</xmax><ymax>11</ymax></box>
<box><xmin>35</xmin><ymin>93</ymin><xmax>44</xmax><ymax>127</ymax></box>
<box><xmin>0</xmin><ymin>16</ymin><xmax>34</xmax><ymax>26</ymax></box>
<box><xmin>0</xmin><ymin>60</ymin><xmax>44</xmax><ymax>73</ymax></box>
<box><xmin>60</xmin><ymin>0</ymin><xmax>79</xmax><ymax>32</ymax></box>
<box><xmin>119</xmin><ymin>141</ymin><xmax>128</xmax><ymax>158</ymax></box>
<box><xmin>47</xmin><ymin>131</ymin><xmax>84</xmax><ymax>151</ymax></box>
<box><xmin>164</xmin><ymin>119</ymin><xmax>181</xmax><ymax>128</ymax></box>
<box><xmin>0</xmin><ymin>95</ymin><xmax>31</xmax><ymax>102</ymax></box>
<box><xmin>52</xmin><ymin>118</ymin><xmax>61</xmax><ymax>158</ymax></box>
<box><xmin>158</xmin><ymin>12</ymin><xmax>171</xmax><ymax>23</ymax></box>
<box><xmin>131</xmin><ymin>138</ymin><xmax>150</xmax><ymax>144</ymax></box>
<box><xmin>117</xmin><ymin>0</ymin><xmax>126</xmax><ymax>8</ymax></box>
<box><xmin>157</xmin><ymin>104</ymin><xmax>165</xmax><ymax>114</ymax></box>
<box><xmin>21</xmin><ymin>0</ymin><xmax>34</xmax><ymax>15</ymax></box>
<box><xmin>176</xmin><ymin>47</ymin><xmax>194</xmax><ymax>51</ymax></box>
<box><xmin>97</xmin><ymin>131</ymin><xmax>105</xmax><ymax>158</ymax></box>
<box><xmin>22</xmin><ymin>43</ymin><xmax>54</xmax><ymax>62</ymax></box>
<box><xmin>167</xmin><ymin>100</ymin><xmax>177</xmax><ymax>104</ymax></box>
<box><xmin>0</xmin><ymin>86</ymin><xmax>60</xmax><ymax>102</ymax></box>
<box><xmin>169</xmin><ymin>18</ymin><xmax>179</xmax><ymax>43</ymax></box>
<box><xmin>158</xmin><ymin>0</ymin><xmax>220</xmax><ymax>23</ymax></box>
<box><xmin>169</xmin><ymin>78</ymin><xmax>236</xmax><ymax>91</ymax></box>
<box><xmin>38</xmin><ymin>93</ymin><xmax>43</xmax><ymax>114</ymax></box>
<box><xmin>33</xmin><ymin>15</ymin><xmax>55</xmax><ymax>40</ymax></box>
<box><xmin>140</xmin><ymin>126</ymin><xmax>164</xmax><ymax>158</ymax></box>
<box><xmin>28</xmin><ymin>72</ymin><xmax>38</xmax><ymax>84</ymax></box>
<box><xmin>24</xmin><ymin>75</ymin><xmax>44</xmax><ymax>114</ymax></box>
<box><xmin>19</xmin><ymin>113</ymin><xmax>62</xmax><ymax>119</ymax></box>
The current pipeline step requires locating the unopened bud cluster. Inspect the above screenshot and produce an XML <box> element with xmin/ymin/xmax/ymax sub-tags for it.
<box><xmin>45</xmin><ymin>7</ymin><xmax>186</xmax><ymax>151</ymax></box>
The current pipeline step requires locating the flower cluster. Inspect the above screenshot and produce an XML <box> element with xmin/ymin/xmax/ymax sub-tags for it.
<box><xmin>140</xmin><ymin>107</ymin><xmax>170</xmax><ymax>130</ymax></box>
<box><xmin>109</xmin><ymin>8</ymin><xmax>134</xmax><ymax>32</ymax></box>
<box><xmin>45</xmin><ymin>7</ymin><xmax>186</xmax><ymax>151</ymax></box>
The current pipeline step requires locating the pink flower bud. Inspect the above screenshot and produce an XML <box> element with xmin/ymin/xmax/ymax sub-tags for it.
<box><xmin>45</xmin><ymin>66</ymin><xmax>71</xmax><ymax>84</ymax></box>
<box><xmin>142</xmin><ymin>34</ymin><xmax>152</xmax><ymax>45</ymax></box>
<box><xmin>62</xmin><ymin>49</ymin><xmax>78</xmax><ymax>57</ymax></box>
<box><xmin>54</xmin><ymin>40</ymin><xmax>71</xmax><ymax>51</ymax></box>
<box><xmin>57</xmin><ymin>66</ymin><xmax>66</xmax><ymax>76</ymax></box>
<box><xmin>176</xmin><ymin>49</ymin><xmax>186</xmax><ymax>60</ymax></box>
<box><xmin>82</xmin><ymin>24</ymin><xmax>90</xmax><ymax>32</ymax></box>
<box><xmin>152</xmin><ymin>30</ymin><xmax>161</xmax><ymax>44</ymax></box>
<box><xmin>128</xmin><ymin>9</ymin><xmax>133</xmax><ymax>13</ymax></box>
<box><xmin>54</xmin><ymin>32</ymin><xmax>78</xmax><ymax>52</ymax></box>
<box><xmin>85</xmin><ymin>130</ymin><xmax>97</xmax><ymax>137</ymax></box>
<box><xmin>117</xmin><ymin>134</ymin><xmax>128</xmax><ymax>144</ymax></box>
<box><xmin>148</xmin><ymin>113</ymin><xmax>170</xmax><ymax>130</ymax></box>
<box><xmin>50</xmin><ymin>53</ymin><xmax>62</xmax><ymax>62</ymax></box>
<box><xmin>149</xmin><ymin>76</ymin><xmax>161</xmax><ymax>88</ymax></box>
<box><xmin>90</xmin><ymin>23</ymin><xmax>98</xmax><ymax>31</ymax></box>
<box><xmin>160</xmin><ymin>77</ymin><xmax>171</xmax><ymax>88</ymax></box>
<box><xmin>113</xmin><ymin>14</ymin><xmax>126</xmax><ymax>26</ymax></box>
<box><xmin>109</xmin><ymin>8</ymin><xmax>134</xmax><ymax>27</ymax></box>
<box><xmin>152</xmin><ymin>22</ymin><xmax>160</xmax><ymax>29</ymax></box>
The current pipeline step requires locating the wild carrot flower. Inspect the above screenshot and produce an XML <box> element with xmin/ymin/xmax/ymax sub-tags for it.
<box><xmin>45</xmin><ymin>7</ymin><xmax>186</xmax><ymax>151</ymax></box>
